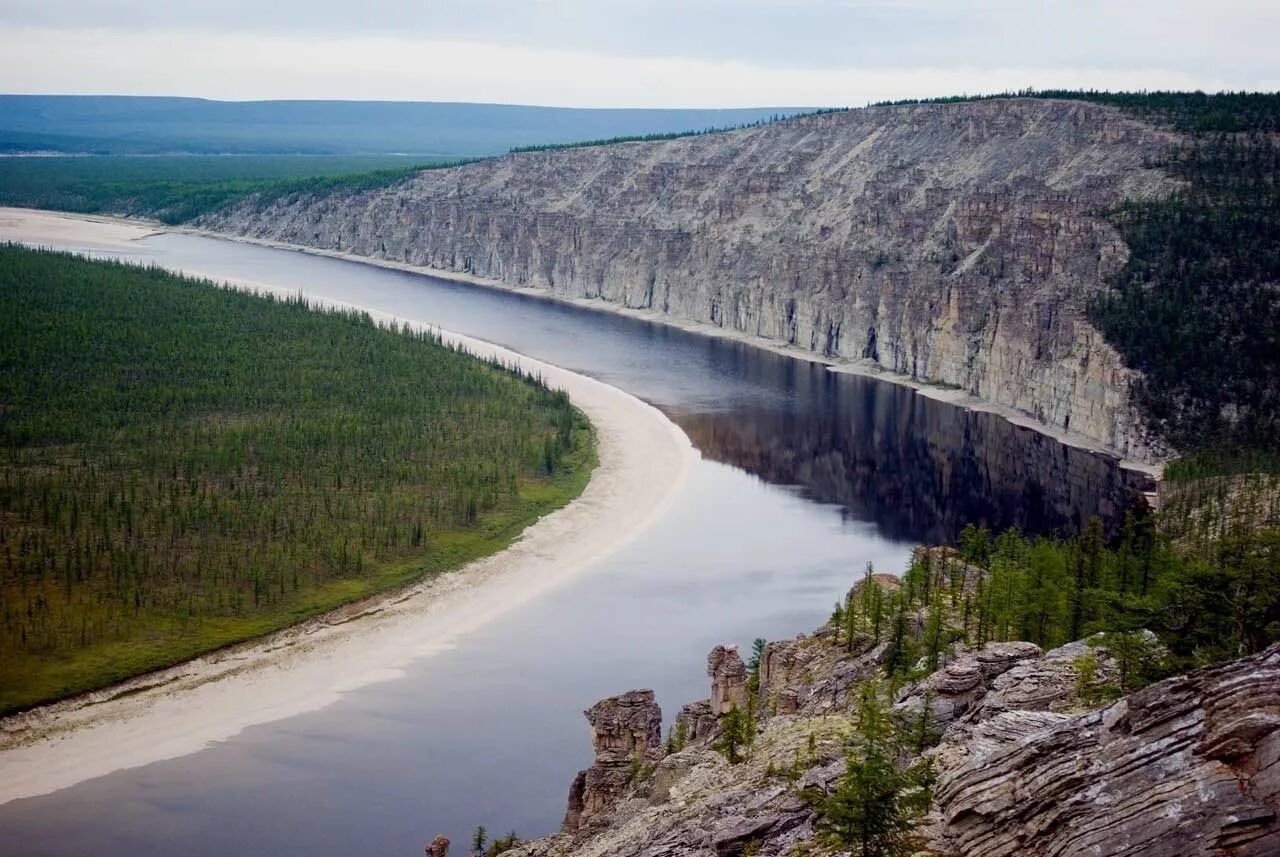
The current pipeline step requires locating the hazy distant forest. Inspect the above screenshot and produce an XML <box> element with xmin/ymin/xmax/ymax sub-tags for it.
<box><xmin>0</xmin><ymin>154</ymin><xmax>457</xmax><ymax>224</ymax></box>
<box><xmin>0</xmin><ymin>246</ymin><xmax>594</xmax><ymax>713</ymax></box>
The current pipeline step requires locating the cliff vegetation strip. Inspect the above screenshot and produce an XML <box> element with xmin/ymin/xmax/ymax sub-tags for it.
<box><xmin>0</xmin><ymin>154</ymin><xmax>474</xmax><ymax>225</ymax></box>
<box><xmin>878</xmin><ymin>90</ymin><xmax>1280</xmax><ymax>455</ymax></box>
<box><xmin>0</xmin><ymin>246</ymin><xmax>596</xmax><ymax>715</ymax></box>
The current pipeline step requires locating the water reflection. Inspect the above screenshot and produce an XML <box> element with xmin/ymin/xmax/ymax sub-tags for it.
<box><xmin>670</xmin><ymin>363</ymin><xmax>1147</xmax><ymax>543</ymax></box>
<box><xmin>0</xmin><ymin>229</ymin><xmax>1148</xmax><ymax>855</ymax></box>
<box><xmin>122</xmin><ymin>233</ymin><xmax>1142</xmax><ymax>543</ymax></box>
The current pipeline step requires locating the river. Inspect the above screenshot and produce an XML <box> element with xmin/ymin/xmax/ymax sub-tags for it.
<box><xmin>0</xmin><ymin>230</ymin><xmax>1147</xmax><ymax>856</ymax></box>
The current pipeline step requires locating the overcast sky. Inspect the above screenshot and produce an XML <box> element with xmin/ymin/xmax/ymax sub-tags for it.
<box><xmin>3</xmin><ymin>1</ymin><xmax>1278</xmax><ymax>106</ymax></box>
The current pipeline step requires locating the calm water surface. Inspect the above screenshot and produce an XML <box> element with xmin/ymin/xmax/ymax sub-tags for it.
<box><xmin>0</xmin><ymin>234</ymin><xmax>1146</xmax><ymax>856</ymax></box>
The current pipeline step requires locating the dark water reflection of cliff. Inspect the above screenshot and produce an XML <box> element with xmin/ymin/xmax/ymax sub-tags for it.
<box><xmin>668</xmin><ymin>361</ymin><xmax>1146</xmax><ymax>544</ymax></box>
<box><xmin>83</xmin><ymin>231</ymin><xmax>1145</xmax><ymax>544</ymax></box>
<box><xmin>0</xmin><ymin>229</ymin><xmax>1148</xmax><ymax>856</ymax></box>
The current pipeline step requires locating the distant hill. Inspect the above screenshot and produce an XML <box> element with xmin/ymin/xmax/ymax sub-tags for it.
<box><xmin>0</xmin><ymin>95</ymin><xmax>812</xmax><ymax>156</ymax></box>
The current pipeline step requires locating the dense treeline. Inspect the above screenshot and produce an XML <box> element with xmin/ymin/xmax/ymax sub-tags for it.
<box><xmin>0</xmin><ymin>246</ymin><xmax>594</xmax><ymax>713</ymax></box>
<box><xmin>1090</xmin><ymin>129</ymin><xmax>1280</xmax><ymax>450</ymax></box>
<box><xmin>833</xmin><ymin>510</ymin><xmax>1280</xmax><ymax>687</ymax></box>
<box><xmin>507</xmin><ymin>108</ymin><xmax>847</xmax><ymax>154</ymax></box>
<box><xmin>0</xmin><ymin>155</ymin><xmax>469</xmax><ymax>224</ymax></box>
<box><xmin>873</xmin><ymin>88</ymin><xmax>1280</xmax><ymax>132</ymax></box>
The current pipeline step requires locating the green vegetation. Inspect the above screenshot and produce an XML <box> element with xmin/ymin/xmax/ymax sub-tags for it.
<box><xmin>1165</xmin><ymin>448</ymin><xmax>1280</xmax><ymax>481</ymax></box>
<box><xmin>833</xmin><ymin>513</ymin><xmax>1279</xmax><ymax>686</ymax></box>
<box><xmin>665</xmin><ymin>719</ymin><xmax>690</xmax><ymax>754</ymax></box>
<box><xmin>0</xmin><ymin>95</ymin><xmax>806</xmax><ymax>156</ymax></box>
<box><xmin>804</xmin><ymin>683</ymin><xmax>934</xmax><ymax>857</ymax></box>
<box><xmin>483</xmin><ymin>832</ymin><xmax>522</xmax><ymax>856</ymax></box>
<box><xmin>0</xmin><ymin>154</ymin><xmax>470</xmax><ymax>224</ymax></box>
<box><xmin>876</xmin><ymin>89</ymin><xmax>1280</xmax><ymax>455</ymax></box>
<box><xmin>0</xmin><ymin>246</ymin><xmax>595</xmax><ymax>714</ymax></box>
<box><xmin>715</xmin><ymin>705</ymin><xmax>751</xmax><ymax>764</ymax></box>
<box><xmin>872</xmin><ymin>88</ymin><xmax>1280</xmax><ymax>132</ymax></box>
<box><xmin>1089</xmin><ymin>127</ymin><xmax>1280</xmax><ymax>450</ymax></box>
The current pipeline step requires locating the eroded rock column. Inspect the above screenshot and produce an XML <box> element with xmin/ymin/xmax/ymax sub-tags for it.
<box><xmin>562</xmin><ymin>689</ymin><xmax>662</xmax><ymax>832</ymax></box>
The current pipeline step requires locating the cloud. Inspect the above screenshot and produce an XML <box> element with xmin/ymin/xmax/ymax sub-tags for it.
<box><xmin>0</xmin><ymin>26</ymin><xmax>1240</xmax><ymax>107</ymax></box>
<box><xmin>3</xmin><ymin>2</ymin><xmax>1279</xmax><ymax>80</ymax></box>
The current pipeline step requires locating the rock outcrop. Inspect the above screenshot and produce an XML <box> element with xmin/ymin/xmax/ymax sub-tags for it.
<box><xmin>563</xmin><ymin>689</ymin><xmax>663</xmax><ymax>832</ymax></box>
<box><xmin>893</xmin><ymin>641</ymin><xmax>1043</xmax><ymax>732</ymax></box>
<box><xmin>200</xmin><ymin>99</ymin><xmax>1182</xmax><ymax>461</ymax></box>
<box><xmin>674</xmin><ymin>700</ymin><xmax>718</xmax><ymax>745</ymax></box>
<box><xmin>707</xmin><ymin>645</ymin><xmax>749</xmax><ymax>715</ymax></box>
<box><xmin>502</xmin><ymin>618</ymin><xmax>1278</xmax><ymax>857</ymax></box>
<box><xmin>930</xmin><ymin>642</ymin><xmax>1280</xmax><ymax>856</ymax></box>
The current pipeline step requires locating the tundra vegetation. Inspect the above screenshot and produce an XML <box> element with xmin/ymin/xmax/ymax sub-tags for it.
<box><xmin>0</xmin><ymin>246</ymin><xmax>595</xmax><ymax>714</ymax></box>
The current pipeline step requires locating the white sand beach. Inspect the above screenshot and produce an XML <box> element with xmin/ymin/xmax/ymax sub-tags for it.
<box><xmin>0</xmin><ymin>208</ymin><xmax>697</xmax><ymax>804</ymax></box>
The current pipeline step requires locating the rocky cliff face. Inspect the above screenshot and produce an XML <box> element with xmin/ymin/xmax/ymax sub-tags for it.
<box><xmin>201</xmin><ymin>99</ymin><xmax>1180</xmax><ymax>461</ymax></box>
<box><xmin>930</xmin><ymin>640</ymin><xmax>1280</xmax><ymax>857</ymax></box>
<box><xmin>563</xmin><ymin>690</ymin><xmax>665</xmax><ymax>832</ymax></box>
<box><xmin>497</xmin><ymin>617</ymin><xmax>1279</xmax><ymax>857</ymax></box>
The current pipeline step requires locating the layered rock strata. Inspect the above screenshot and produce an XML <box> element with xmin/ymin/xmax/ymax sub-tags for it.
<box><xmin>563</xmin><ymin>689</ymin><xmax>664</xmax><ymax>832</ymax></box>
<box><xmin>200</xmin><ymin>99</ymin><xmax>1182</xmax><ymax>461</ymax></box>
<box><xmin>504</xmin><ymin>622</ymin><xmax>1279</xmax><ymax>857</ymax></box>
<box><xmin>930</xmin><ymin>642</ymin><xmax>1280</xmax><ymax>857</ymax></box>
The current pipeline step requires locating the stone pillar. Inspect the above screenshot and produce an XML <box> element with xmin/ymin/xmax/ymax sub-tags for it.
<box><xmin>708</xmin><ymin>645</ymin><xmax>749</xmax><ymax>715</ymax></box>
<box><xmin>562</xmin><ymin>689</ymin><xmax>663</xmax><ymax>832</ymax></box>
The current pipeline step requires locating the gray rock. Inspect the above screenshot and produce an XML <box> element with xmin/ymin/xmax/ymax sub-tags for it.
<box><xmin>200</xmin><ymin>99</ymin><xmax>1183</xmax><ymax>461</ymax></box>
<box><xmin>563</xmin><ymin>689</ymin><xmax>663</xmax><ymax>831</ymax></box>
<box><xmin>894</xmin><ymin>641</ymin><xmax>1042</xmax><ymax>731</ymax></box>
<box><xmin>708</xmin><ymin>645</ymin><xmax>749</xmax><ymax>716</ymax></box>
<box><xmin>930</xmin><ymin>642</ymin><xmax>1280</xmax><ymax>857</ymax></box>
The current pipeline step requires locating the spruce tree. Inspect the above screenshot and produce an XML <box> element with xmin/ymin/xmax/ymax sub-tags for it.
<box><xmin>808</xmin><ymin>683</ymin><xmax>933</xmax><ymax>857</ymax></box>
<box><xmin>716</xmin><ymin>706</ymin><xmax>748</xmax><ymax>764</ymax></box>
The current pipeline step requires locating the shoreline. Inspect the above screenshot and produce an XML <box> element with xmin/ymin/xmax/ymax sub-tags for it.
<box><xmin>0</xmin><ymin>208</ymin><xmax>698</xmax><ymax>805</ymax></box>
<box><xmin>0</xmin><ymin>206</ymin><xmax>1162</xmax><ymax>477</ymax></box>
<box><xmin>166</xmin><ymin>219</ymin><xmax>1165</xmax><ymax>480</ymax></box>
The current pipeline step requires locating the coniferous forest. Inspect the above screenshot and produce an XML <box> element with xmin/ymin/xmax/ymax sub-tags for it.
<box><xmin>1089</xmin><ymin>105</ymin><xmax>1280</xmax><ymax>452</ymax></box>
<box><xmin>0</xmin><ymin>246</ymin><xmax>594</xmax><ymax>713</ymax></box>
<box><xmin>833</xmin><ymin>512</ymin><xmax>1279</xmax><ymax>695</ymax></box>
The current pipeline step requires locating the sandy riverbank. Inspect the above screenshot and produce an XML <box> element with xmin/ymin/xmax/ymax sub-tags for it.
<box><xmin>0</xmin><ymin>208</ymin><xmax>697</xmax><ymax>804</ymax></box>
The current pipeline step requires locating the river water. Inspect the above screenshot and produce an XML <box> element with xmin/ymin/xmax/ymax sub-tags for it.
<box><xmin>0</xmin><ymin>233</ymin><xmax>1146</xmax><ymax>856</ymax></box>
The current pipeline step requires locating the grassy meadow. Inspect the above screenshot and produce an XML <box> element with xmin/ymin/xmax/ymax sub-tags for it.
<box><xmin>0</xmin><ymin>246</ymin><xmax>595</xmax><ymax>714</ymax></box>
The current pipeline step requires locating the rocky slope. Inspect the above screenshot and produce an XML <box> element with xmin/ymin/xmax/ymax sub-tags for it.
<box><xmin>494</xmin><ymin>607</ymin><xmax>1280</xmax><ymax>857</ymax></box>
<box><xmin>198</xmin><ymin>99</ymin><xmax>1182</xmax><ymax>462</ymax></box>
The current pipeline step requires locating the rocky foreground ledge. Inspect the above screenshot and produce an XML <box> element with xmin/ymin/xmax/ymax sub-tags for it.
<box><xmin>485</xmin><ymin>588</ymin><xmax>1279</xmax><ymax>856</ymax></box>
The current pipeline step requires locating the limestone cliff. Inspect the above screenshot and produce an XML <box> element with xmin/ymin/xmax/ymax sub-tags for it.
<box><xmin>199</xmin><ymin>99</ymin><xmax>1181</xmax><ymax>461</ymax></box>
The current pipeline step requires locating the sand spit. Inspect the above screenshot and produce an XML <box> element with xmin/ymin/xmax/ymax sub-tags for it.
<box><xmin>0</xmin><ymin>208</ymin><xmax>697</xmax><ymax>805</ymax></box>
